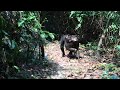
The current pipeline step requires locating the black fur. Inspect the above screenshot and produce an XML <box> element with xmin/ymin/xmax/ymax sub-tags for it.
<box><xmin>60</xmin><ymin>34</ymin><xmax>80</xmax><ymax>59</ymax></box>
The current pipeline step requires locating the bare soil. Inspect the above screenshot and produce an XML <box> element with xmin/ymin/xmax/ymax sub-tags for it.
<box><xmin>44</xmin><ymin>41</ymin><xmax>103</xmax><ymax>79</ymax></box>
<box><xmin>13</xmin><ymin>41</ymin><xmax>120</xmax><ymax>79</ymax></box>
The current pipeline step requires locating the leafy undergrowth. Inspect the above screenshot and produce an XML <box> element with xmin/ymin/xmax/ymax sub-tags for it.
<box><xmin>7</xmin><ymin>41</ymin><xmax>120</xmax><ymax>79</ymax></box>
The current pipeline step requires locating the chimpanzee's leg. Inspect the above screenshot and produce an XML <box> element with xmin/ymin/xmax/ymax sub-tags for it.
<box><xmin>60</xmin><ymin>36</ymin><xmax>65</xmax><ymax>57</ymax></box>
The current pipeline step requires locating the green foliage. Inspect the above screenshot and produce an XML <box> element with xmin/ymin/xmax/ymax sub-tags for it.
<box><xmin>13</xmin><ymin>65</ymin><xmax>20</xmax><ymax>72</ymax></box>
<box><xmin>101</xmin><ymin>71</ymin><xmax>119</xmax><ymax>79</ymax></box>
<box><xmin>69</xmin><ymin>11</ymin><xmax>120</xmax><ymax>59</ymax></box>
<box><xmin>69</xmin><ymin>11</ymin><xmax>84</xmax><ymax>30</ymax></box>
<box><xmin>18</xmin><ymin>12</ymin><xmax>54</xmax><ymax>41</ymax></box>
<box><xmin>115</xmin><ymin>45</ymin><xmax>120</xmax><ymax>57</ymax></box>
<box><xmin>115</xmin><ymin>45</ymin><xmax>120</xmax><ymax>50</ymax></box>
<box><xmin>69</xmin><ymin>11</ymin><xmax>98</xmax><ymax>30</ymax></box>
<box><xmin>48</xmin><ymin>33</ymin><xmax>55</xmax><ymax>40</ymax></box>
<box><xmin>1</xmin><ymin>11</ymin><xmax>120</xmax><ymax>79</ymax></box>
<box><xmin>0</xmin><ymin>11</ymin><xmax>55</xmax><ymax>78</ymax></box>
<box><xmin>3</xmin><ymin>36</ymin><xmax>17</xmax><ymax>49</ymax></box>
<box><xmin>99</xmin><ymin>63</ymin><xmax>120</xmax><ymax>79</ymax></box>
<box><xmin>86</xmin><ymin>42</ymin><xmax>98</xmax><ymax>50</ymax></box>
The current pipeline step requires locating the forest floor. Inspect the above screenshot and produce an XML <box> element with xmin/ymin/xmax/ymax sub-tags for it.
<box><xmin>12</xmin><ymin>41</ymin><xmax>120</xmax><ymax>79</ymax></box>
<box><xmin>43</xmin><ymin>41</ymin><xmax>120</xmax><ymax>79</ymax></box>
<box><xmin>44</xmin><ymin>41</ymin><xmax>101</xmax><ymax>79</ymax></box>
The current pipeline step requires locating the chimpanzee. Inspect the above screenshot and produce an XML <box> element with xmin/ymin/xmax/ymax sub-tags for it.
<box><xmin>60</xmin><ymin>34</ymin><xmax>80</xmax><ymax>59</ymax></box>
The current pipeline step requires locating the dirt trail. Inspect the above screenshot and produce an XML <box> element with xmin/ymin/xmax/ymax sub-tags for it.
<box><xmin>44</xmin><ymin>41</ymin><xmax>103</xmax><ymax>79</ymax></box>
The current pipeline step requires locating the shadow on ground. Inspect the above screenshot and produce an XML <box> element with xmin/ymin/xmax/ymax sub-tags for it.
<box><xmin>9</xmin><ymin>57</ymin><xmax>63</xmax><ymax>79</ymax></box>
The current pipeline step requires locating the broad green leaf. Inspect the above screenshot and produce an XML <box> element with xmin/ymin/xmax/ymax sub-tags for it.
<box><xmin>116</xmin><ymin>45</ymin><xmax>120</xmax><ymax>50</ymax></box>
<box><xmin>40</xmin><ymin>33</ymin><xmax>46</xmax><ymax>39</ymax></box>
<box><xmin>13</xmin><ymin>65</ymin><xmax>19</xmax><ymax>69</ymax></box>
<box><xmin>76</xmin><ymin>23</ymin><xmax>81</xmax><ymax>30</ymax></box>
<box><xmin>2</xmin><ymin>30</ymin><xmax>9</xmax><ymax>36</ymax></box>
<box><xmin>48</xmin><ymin>33</ymin><xmax>55</xmax><ymax>40</ymax></box>
<box><xmin>77</xmin><ymin>17</ymin><xmax>82</xmax><ymax>22</ymax></box>
<box><xmin>8</xmin><ymin>39</ymin><xmax>11</xmax><ymax>47</ymax></box>
<box><xmin>27</xmin><ymin>15</ymin><xmax>35</xmax><ymax>20</ymax></box>
<box><xmin>11</xmin><ymin>40</ymin><xmax>16</xmax><ymax>49</ymax></box>
<box><xmin>69</xmin><ymin>11</ymin><xmax>75</xmax><ymax>18</ymax></box>
<box><xmin>33</xmin><ymin>28</ymin><xmax>38</xmax><ymax>32</ymax></box>
<box><xmin>3</xmin><ymin>36</ymin><xmax>8</xmax><ymax>44</ymax></box>
<box><xmin>20</xmin><ymin>37</ymin><xmax>24</xmax><ymax>41</ymax></box>
<box><xmin>18</xmin><ymin>20</ymin><xmax>25</xmax><ymax>27</ymax></box>
<box><xmin>13</xmin><ymin>65</ymin><xmax>20</xmax><ymax>72</ymax></box>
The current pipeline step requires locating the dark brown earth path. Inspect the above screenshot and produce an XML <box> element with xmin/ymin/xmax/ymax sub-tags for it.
<box><xmin>44</xmin><ymin>41</ymin><xmax>103</xmax><ymax>79</ymax></box>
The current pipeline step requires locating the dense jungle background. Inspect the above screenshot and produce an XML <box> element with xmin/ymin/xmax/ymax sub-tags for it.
<box><xmin>0</xmin><ymin>11</ymin><xmax>120</xmax><ymax>79</ymax></box>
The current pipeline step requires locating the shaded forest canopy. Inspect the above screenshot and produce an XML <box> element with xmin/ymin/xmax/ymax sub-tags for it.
<box><xmin>0</xmin><ymin>11</ymin><xmax>120</xmax><ymax>79</ymax></box>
